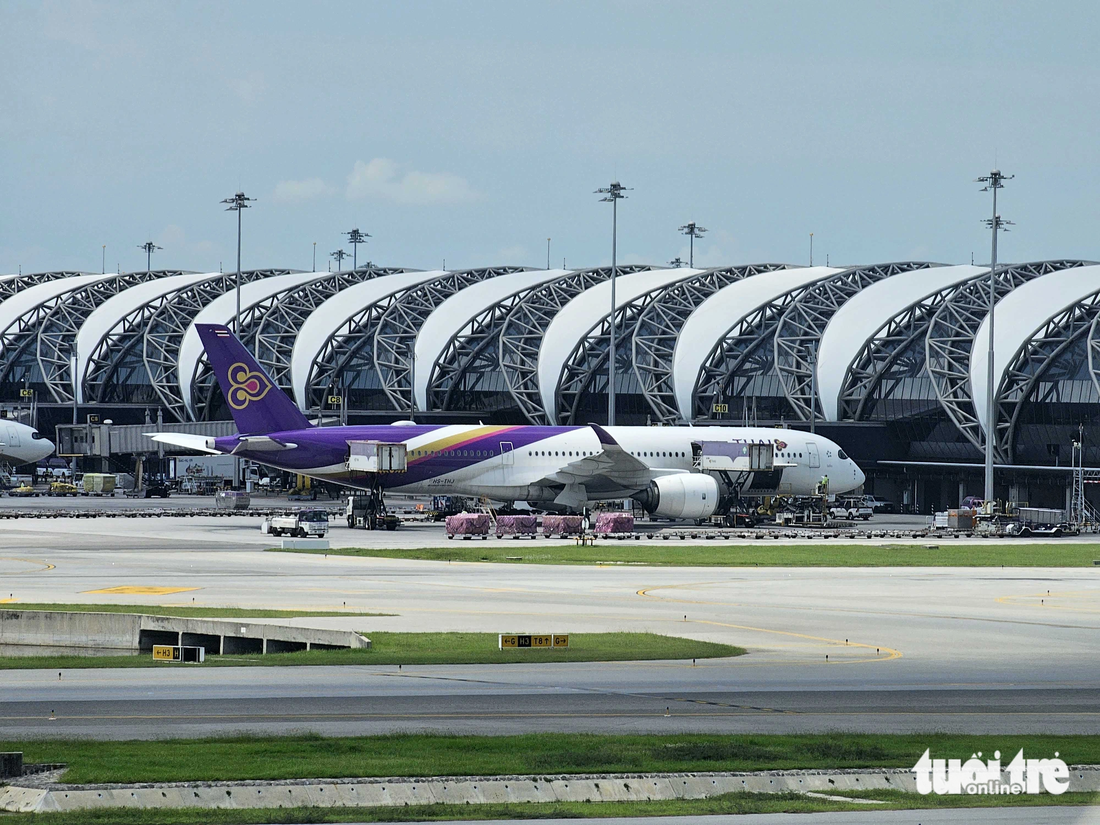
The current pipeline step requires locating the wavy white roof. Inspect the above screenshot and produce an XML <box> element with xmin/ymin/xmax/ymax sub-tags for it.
<box><xmin>970</xmin><ymin>263</ymin><xmax>1100</xmax><ymax>434</ymax></box>
<box><xmin>414</xmin><ymin>269</ymin><xmax>568</xmax><ymax>409</ymax></box>
<box><xmin>179</xmin><ymin>271</ymin><xmax>326</xmax><ymax>417</ymax></box>
<box><xmin>291</xmin><ymin>270</ymin><xmax>447</xmax><ymax>409</ymax></box>
<box><xmin>818</xmin><ymin>265</ymin><xmax>982</xmax><ymax>420</ymax></box>
<box><xmin>538</xmin><ymin>267</ymin><xmax>700</xmax><ymax>423</ymax></box>
<box><xmin>672</xmin><ymin>267</ymin><xmax>837</xmax><ymax>420</ymax></box>
<box><xmin>0</xmin><ymin>274</ymin><xmax>112</xmax><ymax>358</ymax></box>
<box><xmin>75</xmin><ymin>272</ymin><xmax>215</xmax><ymax>402</ymax></box>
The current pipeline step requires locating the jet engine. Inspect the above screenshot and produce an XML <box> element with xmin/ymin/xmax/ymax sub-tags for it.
<box><xmin>635</xmin><ymin>473</ymin><xmax>722</xmax><ymax>519</ymax></box>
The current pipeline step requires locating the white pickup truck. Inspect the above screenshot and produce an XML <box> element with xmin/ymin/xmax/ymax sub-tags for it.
<box><xmin>266</xmin><ymin>509</ymin><xmax>330</xmax><ymax>537</ymax></box>
<box><xmin>829</xmin><ymin>499</ymin><xmax>873</xmax><ymax>521</ymax></box>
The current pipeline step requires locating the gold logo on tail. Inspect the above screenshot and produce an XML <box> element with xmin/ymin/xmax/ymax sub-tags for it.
<box><xmin>227</xmin><ymin>362</ymin><xmax>272</xmax><ymax>409</ymax></box>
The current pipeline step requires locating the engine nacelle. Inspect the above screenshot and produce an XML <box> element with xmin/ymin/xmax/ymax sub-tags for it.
<box><xmin>635</xmin><ymin>473</ymin><xmax>722</xmax><ymax>519</ymax></box>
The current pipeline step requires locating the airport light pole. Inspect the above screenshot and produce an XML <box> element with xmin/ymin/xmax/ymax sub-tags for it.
<box><xmin>976</xmin><ymin>169</ymin><xmax>1014</xmax><ymax>503</ymax></box>
<box><xmin>138</xmin><ymin>241</ymin><xmax>162</xmax><ymax>274</ymax></box>
<box><xmin>312</xmin><ymin>242</ymin><xmax>316</xmax><ymax>272</ymax></box>
<box><xmin>595</xmin><ymin>181</ymin><xmax>631</xmax><ymax>426</ymax></box>
<box><xmin>221</xmin><ymin>191</ymin><xmax>255</xmax><ymax>334</ymax></box>
<box><xmin>331</xmin><ymin>249</ymin><xmax>349</xmax><ymax>271</ymax></box>
<box><xmin>344</xmin><ymin>228</ymin><xmax>370</xmax><ymax>271</ymax></box>
<box><xmin>678</xmin><ymin>221</ymin><xmax>706</xmax><ymax>268</ymax></box>
<box><xmin>101</xmin><ymin>245</ymin><xmax>106</xmax><ymax>274</ymax></box>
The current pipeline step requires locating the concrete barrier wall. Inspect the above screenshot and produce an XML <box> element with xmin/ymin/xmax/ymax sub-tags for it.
<box><xmin>0</xmin><ymin>610</ymin><xmax>369</xmax><ymax>656</ymax></box>
<box><xmin>0</xmin><ymin>610</ymin><xmax>140</xmax><ymax>654</ymax></box>
<box><xmin>4</xmin><ymin>768</ymin><xmax>1099</xmax><ymax>813</ymax></box>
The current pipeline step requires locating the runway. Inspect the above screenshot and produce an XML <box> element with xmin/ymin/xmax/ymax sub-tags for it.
<box><xmin>2</xmin><ymin>514</ymin><xmax>1099</xmax><ymax>738</ymax></box>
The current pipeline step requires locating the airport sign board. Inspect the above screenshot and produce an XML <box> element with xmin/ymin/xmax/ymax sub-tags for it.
<box><xmin>152</xmin><ymin>645</ymin><xmax>182</xmax><ymax>661</ymax></box>
<box><xmin>499</xmin><ymin>634</ymin><xmax>569</xmax><ymax>649</ymax></box>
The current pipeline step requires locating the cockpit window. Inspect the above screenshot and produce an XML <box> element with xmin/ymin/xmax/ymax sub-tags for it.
<box><xmin>30</xmin><ymin>431</ymin><xmax>43</xmax><ymax>440</ymax></box>
<box><xmin>837</xmin><ymin>449</ymin><xmax>848</xmax><ymax>460</ymax></box>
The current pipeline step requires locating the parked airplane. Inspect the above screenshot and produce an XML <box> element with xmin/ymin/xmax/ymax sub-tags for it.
<box><xmin>151</xmin><ymin>324</ymin><xmax>865</xmax><ymax>520</ymax></box>
<box><xmin>0</xmin><ymin>419</ymin><xmax>55</xmax><ymax>467</ymax></box>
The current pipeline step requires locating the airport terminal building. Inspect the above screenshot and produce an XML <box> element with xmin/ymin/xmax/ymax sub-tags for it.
<box><xmin>2</xmin><ymin>259</ymin><xmax>1099</xmax><ymax>511</ymax></box>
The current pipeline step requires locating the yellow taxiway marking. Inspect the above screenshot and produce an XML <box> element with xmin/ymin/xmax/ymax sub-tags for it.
<box><xmin>637</xmin><ymin>586</ymin><xmax>901</xmax><ymax>664</ymax></box>
<box><xmin>996</xmin><ymin>590</ymin><xmax>1100</xmax><ymax>615</ymax></box>
<box><xmin>0</xmin><ymin>598</ymin><xmax>16</xmax><ymax>604</ymax></box>
<box><xmin>83</xmin><ymin>586</ymin><xmax>201</xmax><ymax>595</ymax></box>
<box><xmin>0</xmin><ymin>557</ymin><xmax>55</xmax><ymax>574</ymax></box>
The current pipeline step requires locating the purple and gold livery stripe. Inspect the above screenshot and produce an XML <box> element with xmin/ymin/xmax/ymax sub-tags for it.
<box><xmin>407</xmin><ymin>425</ymin><xmax>522</xmax><ymax>462</ymax></box>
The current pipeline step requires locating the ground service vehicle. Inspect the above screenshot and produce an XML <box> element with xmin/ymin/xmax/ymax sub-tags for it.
<box><xmin>269</xmin><ymin>509</ymin><xmax>329</xmax><ymax>537</ymax></box>
<box><xmin>859</xmin><ymin>495</ymin><xmax>895</xmax><ymax>514</ymax></box>
<box><xmin>8</xmin><ymin>483</ymin><xmax>38</xmax><ymax>497</ymax></box>
<box><xmin>48</xmin><ymin>481</ymin><xmax>79</xmax><ymax>496</ymax></box>
<box><xmin>830</xmin><ymin>499</ymin><xmax>873</xmax><ymax>520</ymax></box>
<box><xmin>347</xmin><ymin>493</ymin><xmax>399</xmax><ymax>530</ymax></box>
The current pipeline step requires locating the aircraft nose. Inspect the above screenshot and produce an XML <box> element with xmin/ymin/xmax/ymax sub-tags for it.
<box><xmin>36</xmin><ymin>439</ymin><xmax>56</xmax><ymax>461</ymax></box>
<box><xmin>854</xmin><ymin>462</ymin><xmax>866</xmax><ymax>488</ymax></box>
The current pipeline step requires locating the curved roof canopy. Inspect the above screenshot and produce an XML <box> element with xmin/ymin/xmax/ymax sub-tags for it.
<box><xmin>538</xmin><ymin>267</ymin><xmax>695</xmax><ymax>423</ymax></box>
<box><xmin>413</xmin><ymin>269</ymin><xmax>569</xmax><ymax>409</ymax></box>
<box><xmin>817</xmin><ymin>265</ymin><xmax>982</xmax><ymax>420</ymax></box>
<box><xmin>74</xmin><ymin>272</ymin><xmax>214</xmax><ymax>402</ymax></box>
<box><xmin>290</xmin><ymin>270</ymin><xmax>446</xmax><ymax>409</ymax></box>
<box><xmin>970</xmin><ymin>264</ymin><xmax>1100</xmax><ymax>434</ymax></box>
<box><xmin>672</xmin><ymin>267</ymin><xmax>839</xmax><ymax>419</ymax></box>
<box><xmin>0</xmin><ymin>274</ymin><xmax>112</xmax><ymax>358</ymax></box>
<box><xmin>178</xmin><ymin>271</ymin><xmax>326</xmax><ymax>417</ymax></box>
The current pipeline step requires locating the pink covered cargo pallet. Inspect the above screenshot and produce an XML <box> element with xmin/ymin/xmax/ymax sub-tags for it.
<box><xmin>445</xmin><ymin>513</ymin><xmax>491</xmax><ymax>539</ymax></box>
<box><xmin>495</xmin><ymin>514</ymin><xmax>538</xmax><ymax>538</ymax></box>
<box><xmin>542</xmin><ymin>515</ymin><xmax>584</xmax><ymax>537</ymax></box>
<box><xmin>594</xmin><ymin>512</ymin><xmax>635</xmax><ymax>534</ymax></box>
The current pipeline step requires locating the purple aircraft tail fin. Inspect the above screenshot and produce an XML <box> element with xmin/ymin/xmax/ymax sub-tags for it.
<box><xmin>196</xmin><ymin>324</ymin><xmax>311</xmax><ymax>434</ymax></box>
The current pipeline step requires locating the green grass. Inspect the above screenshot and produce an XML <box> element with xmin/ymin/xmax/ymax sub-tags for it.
<box><xmin>4</xmin><ymin>792</ymin><xmax>1099</xmax><ymax>824</ymax></box>
<box><xmin>0</xmin><ymin>632</ymin><xmax>741</xmax><ymax>670</ymax></box>
<box><xmin>6</xmin><ymin>732</ymin><xmax>1100</xmax><ymax>785</ymax></box>
<box><xmin>272</xmin><ymin>541</ymin><xmax>1100</xmax><ymax>567</ymax></box>
<box><xmin>0</xmin><ymin>603</ymin><xmax>391</xmax><ymax>619</ymax></box>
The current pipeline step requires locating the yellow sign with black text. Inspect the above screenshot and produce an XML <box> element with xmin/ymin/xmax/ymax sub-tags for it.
<box><xmin>499</xmin><ymin>634</ymin><xmax>569</xmax><ymax>650</ymax></box>
<box><xmin>152</xmin><ymin>645</ymin><xmax>182</xmax><ymax>661</ymax></box>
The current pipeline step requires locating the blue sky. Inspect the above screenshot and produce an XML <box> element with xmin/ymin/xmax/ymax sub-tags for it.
<box><xmin>3</xmin><ymin>1</ymin><xmax>1098</xmax><ymax>274</ymax></box>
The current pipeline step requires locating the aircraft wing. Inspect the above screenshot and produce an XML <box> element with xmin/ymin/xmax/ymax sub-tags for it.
<box><xmin>532</xmin><ymin>424</ymin><xmax>656</xmax><ymax>507</ymax></box>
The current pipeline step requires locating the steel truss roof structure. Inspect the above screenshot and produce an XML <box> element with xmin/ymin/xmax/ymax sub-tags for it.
<box><xmin>498</xmin><ymin>266</ymin><xmax>649</xmax><ymax>425</ymax></box>
<box><xmin>191</xmin><ymin>267</ymin><xmax>404</xmax><ymax>420</ymax></box>
<box><xmin>625</xmin><ymin>264</ymin><xmax>792</xmax><ymax>425</ymax></box>
<box><xmin>5</xmin><ymin>258</ymin><xmax>1100</xmax><ymax>473</ymax></box>
<box><xmin>305</xmin><ymin>268</ymin><xmax>520</xmax><ymax>414</ymax></box>
<box><xmin>820</xmin><ymin>265</ymin><xmax>983</xmax><ymax>422</ymax></box>
<box><xmin>0</xmin><ymin>271</ymin><xmax>86</xmax><ymax>302</ymax></box>
<box><xmin>81</xmin><ymin>271</ymin><xmax>279</xmax><ymax>416</ymax></box>
<box><xmin>34</xmin><ymin>271</ymin><xmax>190</xmax><ymax>403</ymax></box>
<box><xmin>773</xmin><ymin>263</ymin><xmax>939</xmax><ymax>422</ymax></box>
<box><xmin>689</xmin><ymin>269</ymin><xmax>841</xmax><ymax>424</ymax></box>
<box><xmin>373</xmin><ymin>267</ymin><xmax>529</xmax><ymax>412</ymax></box>
<box><xmin>925</xmin><ymin>261</ymin><xmax>1092</xmax><ymax>461</ymax></box>
<box><xmin>988</xmin><ymin>267</ymin><xmax>1100</xmax><ymax>462</ymax></box>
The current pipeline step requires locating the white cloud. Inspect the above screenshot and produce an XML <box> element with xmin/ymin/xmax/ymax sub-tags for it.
<box><xmin>346</xmin><ymin>158</ymin><xmax>479</xmax><ymax>205</ymax></box>
<box><xmin>273</xmin><ymin>178</ymin><xmax>335</xmax><ymax>204</ymax></box>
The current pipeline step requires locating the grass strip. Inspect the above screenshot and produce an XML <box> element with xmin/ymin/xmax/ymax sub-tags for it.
<box><xmin>0</xmin><ymin>632</ymin><xmax>741</xmax><ymax>670</ymax></box>
<box><xmin>273</xmin><ymin>542</ymin><xmax>1100</xmax><ymax>567</ymax></box>
<box><xmin>6</xmin><ymin>733</ymin><xmax>1100</xmax><ymax>785</ymax></box>
<box><xmin>4</xmin><ymin>792</ymin><xmax>1100</xmax><ymax>824</ymax></box>
<box><xmin>0</xmin><ymin>603</ymin><xmax>390</xmax><ymax>619</ymax></box>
